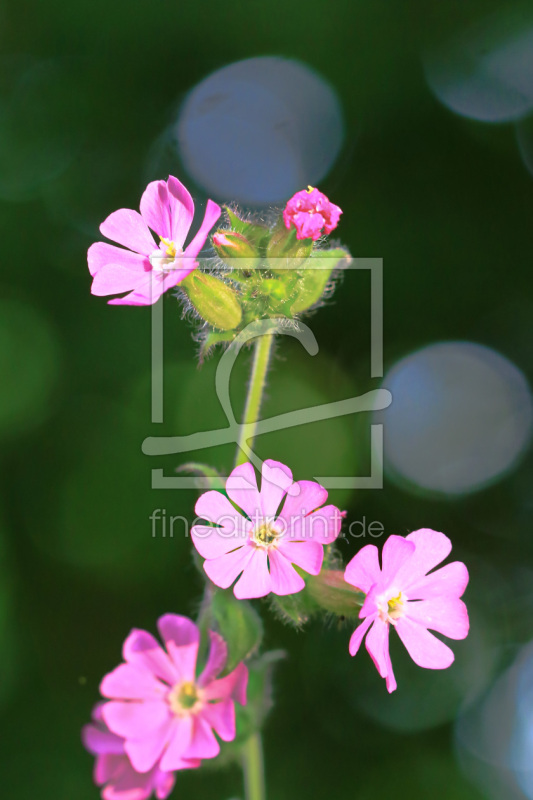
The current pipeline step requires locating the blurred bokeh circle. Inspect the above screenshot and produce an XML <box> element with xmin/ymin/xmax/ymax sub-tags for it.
<box><xmin>174</xmin><ymin>56</ymin><xmax>344</xmax><ymax>205</ymax></box>
<box><xmin>378</xmin><ymin>341</ymin><xmax>533</xmax><ymax>496</ymax></box>
<box><xmin>423</xmin><ymin>4</ymin><xmax>533</xmax><ymax>124</ymax></box>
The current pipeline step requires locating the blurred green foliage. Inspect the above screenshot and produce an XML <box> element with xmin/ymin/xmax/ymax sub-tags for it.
<box><xmin>1</xmin><ymin>0</ymin><xmax>532</xmax><ymax>798</ymax></box>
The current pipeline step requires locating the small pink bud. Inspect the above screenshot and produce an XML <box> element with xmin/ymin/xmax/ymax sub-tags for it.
<box><xmin>283</xmin><ymin>186</ymin><xmax>342</xmax><ymax>241</ymax></box>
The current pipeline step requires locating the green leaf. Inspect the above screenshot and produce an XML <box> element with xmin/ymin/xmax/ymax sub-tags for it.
<box><xmin>199</xmin><ymin>330</ymin><xmax>237</xmax><ymax>362</ymax></box>
<box><xmin>211</xmin><ymin>588</ymin><xmax>264</xmax><ymax>673</ymax></box>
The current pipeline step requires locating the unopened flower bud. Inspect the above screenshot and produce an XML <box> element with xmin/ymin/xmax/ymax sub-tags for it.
<box><xmin>266</xmin><ymin>220</ymin><xmax>313</xmax><ymax>270</ymax></box>
<box><xmin>283</xmin><ymin>186</ymin><xmax>342</xmax><ymax>241</ymax></box>
<box><xmin>212</xmin><ymin>230</ymin><xmax>260</xmax><ymax>271</ymax></box>
<box><xmin>290</xmin><ymin>249</ymin><xmax>350</xmax><ymax>314</ymax></box>
<box><xmin>181</xmin><ymin>271</ymin><xmax>242</xmax><ymax>330</ymax></box>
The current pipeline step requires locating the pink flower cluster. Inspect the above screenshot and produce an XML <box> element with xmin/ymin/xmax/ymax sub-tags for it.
<box><xmin>88</xmin><ymin>176</ymin><xmax>221</xmax><ymax>306</ymax></box>
<box><xmin>83</xmin><ymin>614</ymin><xmax>247</xmax><ymax>800</ymax></box>
<box><xmin>344</xmin><ymin>528</ymin><xmax>470</xmax><ymax>692</ymax></box>
<box><xmin>191</xmin><ymin>459</ymin><xmax>343</xmax><ymax>599</ymax></box>
<box><xmin>283</xmin><ymin>186</ymin><xmax>342</xmax><ymax>241</ymax></box>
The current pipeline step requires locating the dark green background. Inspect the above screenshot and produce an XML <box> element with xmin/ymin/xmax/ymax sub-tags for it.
<box><xmin>1</xmin><ymin>1</ymin><xmax>532</xmax><ymax>798</ymax></box>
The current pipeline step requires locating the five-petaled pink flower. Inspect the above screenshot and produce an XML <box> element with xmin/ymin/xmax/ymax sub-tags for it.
<box><xmin>191</xmin><ymin>459</ymin><xmax>343</xmax><ymax>599</ymax></box>
<box><xmin>344</xmin><ymin>529</ymin><xmax>469</xmax><ymax>693</ymax></box>
<box><xmin>88</xmin><ymin>176</ymin><xmax>221</xmax><ymax>305</ymax></box>
<box><xmin>283</xmin><ymin>186</ymin><xmax>342</xmax><ymax>241</ymax></box>
<box><xmin>82</xmin><ymin>703</ymin><xmax>198</xmax><ymax>800</ymax></box>
<box><xmin>97</xmin><ymin>615</ymin><xmax>248</xmax><ymax>776</ymax></box>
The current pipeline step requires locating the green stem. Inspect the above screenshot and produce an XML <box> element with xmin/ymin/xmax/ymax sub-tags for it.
<box><xmin>235</xmin><ymin>334</ymin><xmax>273</xmax><ymax>800</ymax></box>
<box><xmin>242</xmin><ymin>732</ymin><xmax>266</xmax><ymax>800</ymax></box>
<box><xmin>234</xmin><ymin>333</ymin><xmax>274</xmax><ymax>467</ymax></box>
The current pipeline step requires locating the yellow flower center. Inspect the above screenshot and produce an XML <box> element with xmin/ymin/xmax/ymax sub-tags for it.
<box><xmin>377</xmin><ymin>591</ymin><xmax>406</xmax><ymax>625</ymax></box>
<box><xmin>167</xmin><ymin>681</ymin><xmax>200</xmax><ymax>715</ymax></box>
<box><xmin>160</xmin><ymin>237</ymin><xmax>178</xmax><ymax>257</ymax></box>
<box><xmin>252</xmin><ymin>521</ymin><xmax>281</xmax><ymax>549</ymax></box>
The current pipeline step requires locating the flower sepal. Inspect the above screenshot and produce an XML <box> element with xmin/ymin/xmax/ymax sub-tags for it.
<box><xmin>306</xmin><ymin>569</ymin><xmax>365</xmax><ymax>619</ymax></box>
<box><xmin>266</xmin><ymin>219</ymin><xmax>314</xmax><ymax>270</ymax></box>
<box><xmin>290</xmin><ymin>248</ymin><xmax>350</xmax><ymax>314</ymax></box>
<box><xmin>181</xmin><ymin>270</ymin><xmax>242</xmax><ymax>330</ymax></box>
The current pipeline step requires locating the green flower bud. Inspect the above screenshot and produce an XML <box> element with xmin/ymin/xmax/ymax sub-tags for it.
<box><xmin>212</xmin><ymin>230</ymin><xmax>260</xmax><ymax>272</ymax></box>
<box><xmin>181</xmin><ymin>271</ymin><xmax>242</xmax><ymax>331</ymax></box>
<box><xmin>290</xmin><ymin>249</ymin><xmax>350</xmax><ymax>314</ymax></box>
<box><xmin>305</xmin><ymin>569</ymin><xmax>365</xmax><ymax>619</ymax></box>
<box><xmin>224</xmin><ymin>207</ymin><xmax>269</xmax><ymax>247</ymax></box>
<box><xmin>266</xmin><ymin>219</ymin><xmax>313</xmax><ymax>271</ymax></box>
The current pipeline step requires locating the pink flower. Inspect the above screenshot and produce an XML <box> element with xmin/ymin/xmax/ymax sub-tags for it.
<box><xmin>88</xmin><ymin>176</ymin><xmax>221</xmax><ymax>306</ymax></box>
<box><xmin>344</xmin><ymin>529</ymin><xmax>469</xmax><ymax>693</ymax></box>
<box><xmin>283</xmin><ymin>186</ymin><xmax>342</xmax><ymax>241</ymax></box>
<box><xmin>191</xmin><ymin>459</ymin><xmax>343</xmax><ymax>599</ymax></box>
<box><xmin>98</xmin><ymin>615</ymin><xmax>248</xmax><ymax>774</ymax></box>
<box><xmin>82</xmin><ymin>704</ymin><xmax>198</xmax><ymax>800</ymax></box>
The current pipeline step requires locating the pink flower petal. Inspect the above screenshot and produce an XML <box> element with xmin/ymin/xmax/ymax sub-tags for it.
<box><xmin>197</xmin><ymin>631</ymin><xmax>228</xmax><ymax>687</ymax></box>
<box><xmin>276</xmin><ymin>539</ymin><xmax>323</xmax><ymax>575</ymax></box>
<box><xmin>259</xmin><ymin>459</ymin><xmax>293</xmax><ymax>517</ymax></box>
<box><xmin>100</xmin><ymin>664</ymin><xmax>168</xmax><ymax>701</ymax></box>
<box><xmin>102</xmin><ymin>759</ymin><xmax>154</xmax><ymax>800</ymax></box>
<box><xmin>139</xmin><ymin>180</ymin><xmax>172</xmax><ymax>241</ymax></box>
<box><xmin>268</xmin><ymin>549</ymin><xmax>305</xmax><ymax>595</ymax></box>
<box><xmin>154</xmin><ymin>769</ymin><xmax>177</xmax><ymax>800</ymax></box>
<box><xmin>100</xmin><ymin>209</ymin><xmax>156</xmax><ymax>256</ymax></box>
<box><xmin>344</xmin><ymin>544</ymin><xmax>381</xmax><ymax>593</ymax></box>
<box><xmin>200</xmin><ymin>698</ymin><xmax>235</xmax><ymax>742</ymax></box>
<box><xmin>191</xmin><ymin>525</ymin><xmax>248</xmax><ymax>559</ymax></box>
<box><xmin>287</xmin><ymin>504</ymin><xmax>342</xmax><ymax>544</ymax></box>
<box><xmin>94</xmin><ymin>753</ymin><xmax>123</xmax><ymax>786</ymax></box>
<box><xmin>184</xmin><ymin>716</ymin><xmax>220</xmax><ymax>760</ymax></box>
<box><xmin>167</xmin><ymin>175</ymin><xmax>195</xmax><ymax>247</ymax></box>
<box><xmin>159</xmin><ymin>717</ymin><xmax>194</xmax><ymax>772</ymax></box>
<box><xmin>278</xmin><ymin>480</ymin><xmax>328</xmax><ymax>522</ymax></box>
<box><xmin>383</xmin><ymin>643</ymin><xmax>397</xmax><ymax>693</ymax></box>
<box><xmin>406</xmin><ymin>561</ymin><xmax>469</xmax><ymax>601</ymax></box>
<box><xmin>82</xmin><ymin>723</ymin><xmax>125</xmax><ymax>756</ymax></box>
<box><xmin>102</xmin><ymin>700</ymin><xmax>170</xmax><ymax>740</ymax></box>
<box><xmin>203</xmin><ymin>662</ymin><xmax>248</xmax><ymax>705</ymax></box>
<box><xmin>124</xmin><ymin>716</ymin><xmax>174</xmax><ymax>773</ymax></box>
<box><xmin>405</xmin><ymin>597</ymin><xmax>469</xmax><ymax>640</ymax></box>
<box><xmin>381</xmin><ymin>535</ymin><xmax>416</xmax><ymax>585</ymax></box>
<box><xmin>193</xmin><ymin>491</ymin><xmax>249</xmax><ymax>558</ymax></box>
<box><xmin>87</xmin><ymin>242</ymin><xmax>150</xmax><ymax>277</ymax></box>
<box><xmin>396</xmin><ymin>528</ymin><xmax>452</xmax><ymax>589</ymax></box>
<box><xmin>91</xmin><ymin>265</ymin><xmax>147</xmax><ymax>297</ymax></box>
<box><xmin>106</xmin><ymin>274</ymin><xmax>167</xmax><ymax>306</ymax></box>
<box><xmin>234</xmin><ymin>549</ymin><xmax>272</xmax><ymax>599</ymax></box>
<box><xmin>359</xmin><ymin>583</ymin><xmax>381</xmax><ymax>619</ymax></box>
<box><xmin>123</xmin><ymin>630</ymin><xmax>178</xmax><ymax>686</ymax></box>
<box><xmin>225</xmin><ymin>463</ymin><xmax>262</xmax><ymax>520</ymax></box>
<box><xmin>365</xmin><ymin>616</ymin><xmax>391</xmax><ymax>681</ymax></box>
<box><xmin>183</xmin><ymin>199</ymin><xmax>221</xmax><ymax>258</ymax></box>
<box><xmin>203</xmin><ymin>544</ymin><xmax>254</xmax><ymax>590</ymax></box>
<box><xmin>157</xmin><ymin>614</ymin><xmax>199</xmax><ymax>682</ymax></box>
<box><xmin>348</xmin><ymin>616</ymin><xmax>374</xmax><ymax>656</ymax></box>
<box><xmin>395</xmin><ymin>616</ymin><xmax>455</xmax><ymax>669</ymax></box>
